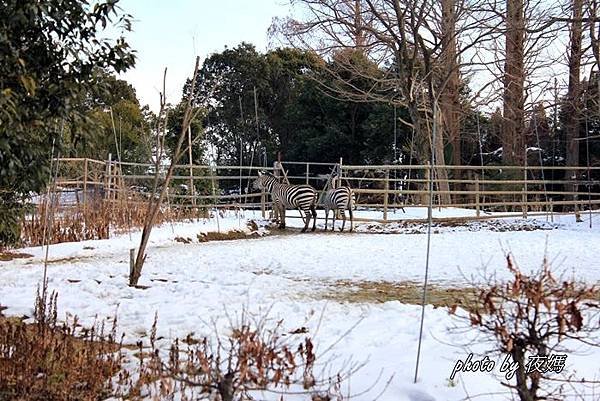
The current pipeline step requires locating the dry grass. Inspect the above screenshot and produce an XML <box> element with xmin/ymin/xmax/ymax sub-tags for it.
<box><xmin>320</xmin><ymin>278</ymin><xmax>600</xmax><ymax>313</ymax></box>
<box><xmin>320</xmin><ymin>280</ymin><xmax>481</xmax><ymax>312</ymax></box>
<box><xmin>0</xmin><ymin>285</ymin><xmax>350</xmax><ymax>401</ymax></box>
<box><xmin>197</xmin><ymin>230</ymin><xmax>261</xmax><ymax>242</ymax></box>
<box><xmin>0</xmin><ymin>251</ymin><xmax>33</xmax><ymax>261</ymax></box>
<box><xmin>0</xmin><ymin>291</ymin><xmax>124</xmax><ymax>401</ymax></box>
<box><xmin>174</xmin><ymin>221</ymin><xmax>268</xmax><ymax>244</ymax></box>
<box><xmin>19</xmin><ymin>196</ymin><xmax>208</xmax><ymax>247</ymax></box>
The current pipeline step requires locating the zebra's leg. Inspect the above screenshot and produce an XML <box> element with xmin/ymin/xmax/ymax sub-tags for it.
<box><xmin>324</xmin><ymin>208</ymin><xmax>329</xmax><ymax>231</ymax></box>
<box><xmin>349</xmin><ymin>206</ymin><xmax>354</xmax><ymax>232</ymax></box>
<box><xmin>298</xmin><ymin>208</ymin><xmax>307</xmax><ymax>226</ymax></box>
<box><xmin>300</xmin><ymin>207</ymin><xmax>310</xmax><ymax>233</ymax></box>
<box><xmin>279</xmin><ymin>205</ymin><xmax>286</xmax><ymax>229</ymax></box>
<box><xmin>310</xmin><ymin>204</ymin><xmax>317</xmax><ymax>232</ymax></box>
<box><xmin>340</xmin><ymin>209</ymin><xmax>346</xmax><ymax>232</ymax></box>
<box><xmin>331</xmin><ymin>209</ymin><xmax>336</xmax><ymax>231</ymax></box>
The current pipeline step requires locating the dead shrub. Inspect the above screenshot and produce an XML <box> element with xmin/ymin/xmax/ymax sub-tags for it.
<box><xmin>0</xmin><ymin>288</ymin><xmax>125</xmax><ymax>401</ymax></box>
<box><xmin>1</xmin><ymin>291</ymin><xmax>363</xmax><ymax>401</ymax></box>
<box><xmin>128</xmin><ymin>312</ymin><xmax>359</xmax><ymax>401</ymax></box>
<box><xmin>450</xmin><ymin>255</ymin><xmax>600</xmax><ymax>401</ymax></box>
<box><xmin>20</xmin><ymin>196</ymin><xmax>209</xmax><ymax>247</ymax></box>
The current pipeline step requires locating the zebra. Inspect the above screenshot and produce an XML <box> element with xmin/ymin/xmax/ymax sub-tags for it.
<box><xmin>253</xmin><ymin>171</ymin><xmax>318</xmax><ymax>232</ymax></box>
<box><xmin>322</xmin><ymin>173</ymin><xmax>354</xmax><ymax>232</ymax></box>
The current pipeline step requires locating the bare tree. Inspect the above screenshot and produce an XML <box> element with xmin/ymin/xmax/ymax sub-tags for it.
<box><xmin>440</xmin><ymin>0</ymin><xmax>463</xmax><ymax>168</ymax></box>
<box><xmin>502</xmin><ymin>0</ymin><xmax>526</xmax><ymax>165</ymax></box>
<box><xmin>467</xmin><ymin>0</ymin><xmax>569</xmax><ymax>165</ymax></box>
<box><xmin>564</xmin><ymin>0</ymin><xmax>584</xmax><ymax>220</ymax></box>
<box><xmin>450</xmin><ymin>255</ymin><xmax>600</xmax><ymax>401</ymax></box>
<box><xmin>274</xmin><ymin>0</ymin><xmax>500</xmax><ymax>203</ymax></box>
<box><xmin>130</xmin><ymin>57</ymin><xmax>203</xmax><ymax>287</ymax></box>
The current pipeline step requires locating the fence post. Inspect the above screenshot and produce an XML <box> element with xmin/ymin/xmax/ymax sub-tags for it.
<box><xmin>339</xmin><ymin>157</ymin><xmax>343</xmax><ymax>187</ymax></box>
<box><xmin>83</xmin><ymin>158</ymin><xmax>88</xmax><ymax>209</ymax></box>
<box><xmin>105</xmin><ymin>153</ymin><xmax>112</xmax><ymax>201</ymax></box>
<box><xmin>188</xmin><ymin>126</ymin><xmax>196</xmax><ymax>206</ymax></box>
<box><xmin>383</xmin><ymin>169</ymin><xmax>389</xmax><ymax>222</ymax></box>
<box><xmin>272</xmin><ymin>161</ymin><xmax>280</xmax><ymax>221</ymax></box>
<box><xmin>129</xmin><ymin>248</ymin><xmax>135</xmax><ymax>281</ymax></box>
<box><xmin>522</xmin><ymin>168</ymin><xmax>528</xmax><ymax>219</ymax></box>
<box><xmin>475</xmin><ymin>177</ymin><xmax>480</xmax><ymax>218</ymax></box>
<box><xmin>305</xmin><ymin>163</ymin><xmax>310</xmax><ymax>185</ymax></box>
<box><xmin>424</xmin><ymin>163</ymin><xmax>430</xmax><ymax>208</ymax></box>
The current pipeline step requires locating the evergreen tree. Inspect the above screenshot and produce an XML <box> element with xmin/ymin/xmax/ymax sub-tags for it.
<box><xmin>0</xmin><ymin>0</ymin><xmax>135</xmax><ymax>247</ymax></box>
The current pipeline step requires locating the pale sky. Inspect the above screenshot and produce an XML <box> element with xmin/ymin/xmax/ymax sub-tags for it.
<box><xmin>117</xmin><ymin>0</ymin><xmax>292</xmax><ymax>111</ymax></box>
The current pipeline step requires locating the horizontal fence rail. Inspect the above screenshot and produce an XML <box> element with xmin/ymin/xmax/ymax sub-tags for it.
<box><xmin>45</xmin><ymin>157</ymin><xmax>600</xmax><ymax>223</ymax></box>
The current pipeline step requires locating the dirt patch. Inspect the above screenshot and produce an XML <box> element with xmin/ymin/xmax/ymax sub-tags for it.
<box><xmin>319</xmin><ymin>280</ymin><xmax>481</xmax><ymax>312</ymax></box>
<box><xmin>0</xmin><ymin>252</ymin><xmax>34</xmax><ymax>261</ymax></box>
<box><xmin>173</xmin><ymin>220</ymin><xmax>277</xmax><ymax>244</ymax></box>
<box><xmin>196</xmin><ymin>230</ymin><xmax>262</xmax><ymax>242</ymax></box>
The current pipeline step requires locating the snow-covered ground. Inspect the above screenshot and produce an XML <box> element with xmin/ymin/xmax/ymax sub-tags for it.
<box><xmin>1</xmin><ymin>208</ymin><xmax>599</xmax><ymax>400</ymax></box>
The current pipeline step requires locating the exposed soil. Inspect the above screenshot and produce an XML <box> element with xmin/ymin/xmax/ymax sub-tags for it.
<box><xmin>318</xmin><ymin>279</ymin><xmax>481</xmax><ymax>312</ymax></box>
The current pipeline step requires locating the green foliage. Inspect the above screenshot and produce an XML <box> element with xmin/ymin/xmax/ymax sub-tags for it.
<box><xmin>0</xmin><ymin>195</ymin><xmax>24</xmax><ymax>249</ymax></box>
<box><xmin>165</xmin><ymin>101</ymin><xmax>205</xmax><ymax>164</ymax></box>
<box><xmin>193</xmin><ymin>43</ymin><xmax>274</xmax><ymax>165</ymax></box>
<box><xmin>0</xmin><ymin>0</ymin><xmax>136</xmax><ymax>247</ymax></box>
<box><xmin>191</xmin><ymin>43</ymin><xmax>412</xmax><ymax>166</ymax></box>
<box><xmin>64</xmin><ymin>70</ymin><xmax>152</xmax><ymax>162</ymax></box>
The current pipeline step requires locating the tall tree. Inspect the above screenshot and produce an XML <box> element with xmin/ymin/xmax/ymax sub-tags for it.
<box><xmin>502</xmin><ymin>0</ymin><xmax>526</xmax><ymax>165</ymax></box>
<box><xmin>273</xmin><ymin>0</ymin><xmax>494</xmax><ymax>203</ymax></box>
<box><xmin>565</xmin><ymin>0</ymin><xmax>584</xmax><ymax>171</ymax></box>
<box><xmin>440</xmin><ymin>0</ymin><xmax>462</xmax><ymax>167</ymax></box>
<box><xmin>193</xmin><ymin>44</ymin><xmax>409</xmax><ymax>165</ymax></box>
<box><xmin>0</xmin><ymin>0</ymin><xmax>135</xmax><ymax>247</ymax></box>
<box><xmin>65</xmin><ymin>70</ymin><xmax>152</xmax><ymax>162</ymax></box>
<box><xmin>192</xmin><ymin>43</ymin><xmax>273</xmax><ymax>166</ymax></box>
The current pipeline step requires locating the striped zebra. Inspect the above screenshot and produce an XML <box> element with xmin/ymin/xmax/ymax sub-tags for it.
<box><xmin>322</xmin><ymin>174</ymin><xmax>354</xmax><ymax>232</ymax></box>
<box><xmin>253</xmin><ymin>172</ymin><xmax>318</xmax><ymax>232</ymax></box>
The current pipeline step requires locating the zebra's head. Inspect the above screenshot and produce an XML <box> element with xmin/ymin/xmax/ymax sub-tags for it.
<box><xmin>253</xmin><ymin>171</ymin><xmax>273</xmax><ymax>191</ymax></box>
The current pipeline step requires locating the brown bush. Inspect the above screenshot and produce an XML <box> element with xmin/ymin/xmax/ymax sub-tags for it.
<box><xmin>132</xmin><ymin>312</ymin><xmax>347</xmax><ymax>401</ymax></box>
<box><xmin>1</xmin><ymin>291</ymin><xmax>353</xmax><ymax>401</ymax></box>
<box><xmin>20</xmin><ymin>197</ymin><xmax>208</xmax><ymax>247</ymax></box>
<box><xmin>0</xmin><ymin>289</ymin><xmax>124</xmax><ymax>401</ymax></box>
<box><xmin>451</xmin><ymin>255</ymin><xmax>600</xmax><ymax>401</ymax></box>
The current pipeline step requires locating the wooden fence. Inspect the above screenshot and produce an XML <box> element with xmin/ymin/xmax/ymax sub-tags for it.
<box><xmin>50</xmin><ymin>157</ymin><xmax>600</xmax><ymax>223</ymax></box>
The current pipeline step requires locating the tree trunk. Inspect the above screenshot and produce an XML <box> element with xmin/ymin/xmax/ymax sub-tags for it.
<box><xmin>503</xmin><ymin>0</ymin><xmax>526</xmax><ymax>165</ymax></box>
<box><xmin>408</xmin><ymin>100</ymin><xmax>451</xmax><ymax>205</ymax></box>
<box><xmin>440</xmin><ymin>0</ymin><xmax>461</xmax><ymax>203</ymax></box>
<box><xmin>565</xmin><ymin>0</ymin><xmax>583</xmax><ymax>220</ymax></box>
<box><xmin>434</xmin><ymin>106</ymin><xmax>451</xmax><ymax>205</ymax></box>
<box><xmin>440</xmin><ymin>0</ymin><xmax>461</xmax><ymax>167</ymax></box>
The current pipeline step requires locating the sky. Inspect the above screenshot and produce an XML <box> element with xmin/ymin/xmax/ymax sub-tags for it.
<box><xmin>117</xmin><ymin>0</ymin><xmax>292</xmax><ymax>111</ymax></box>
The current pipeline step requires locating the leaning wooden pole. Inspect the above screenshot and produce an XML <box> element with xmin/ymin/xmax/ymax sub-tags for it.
<box><xmin>131</xmin><ymin>57</ymin><xmax>202</xmax><ymax>287</ymax></box>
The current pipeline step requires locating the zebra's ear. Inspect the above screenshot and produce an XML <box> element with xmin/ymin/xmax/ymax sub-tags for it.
<box><xmin>257</xmin><ymin>170</ymin><xmax>264</xmax><ymax>177</ymax></box>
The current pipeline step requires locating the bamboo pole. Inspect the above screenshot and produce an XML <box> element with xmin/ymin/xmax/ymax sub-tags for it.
<box><xmin>383</xmin><ymin>169</ymin><xmax>389</xmax><ymax>221</ymax></box>
<box><xmin>522</xmin><ymin>168</ymin><xmax>528</xmax><ymax>219</ymax></box>
<box><xmin>83</xmin><ymin>158</ymin><xmax>88</xmax><ymax>209</ymax></box>
<box><xmin>475</xmin><ymin>178</ymin><xmax>480</xmax><ymax>217</ymax></box>
<box><xmin>106</xmin><ymin>153</ymin><xmax>112</xmax><ymax>201</ymax></box>
<box><xmin>188</xmin><ymin>126</ymin><xmax>195</xmax><ymax>206</ymax></box>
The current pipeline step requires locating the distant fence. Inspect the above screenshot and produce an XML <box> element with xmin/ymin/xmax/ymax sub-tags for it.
<box><xmin>49</xmin><ymin>157</ymin><xmax>600</xmax><ymax>223</ymax></box>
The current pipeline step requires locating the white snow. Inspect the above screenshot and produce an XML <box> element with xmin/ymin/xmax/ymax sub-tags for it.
<box><xmin>1</xmin><ymin>208</ymin><xmax>599</xmax><ymax>400</ymax></box>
